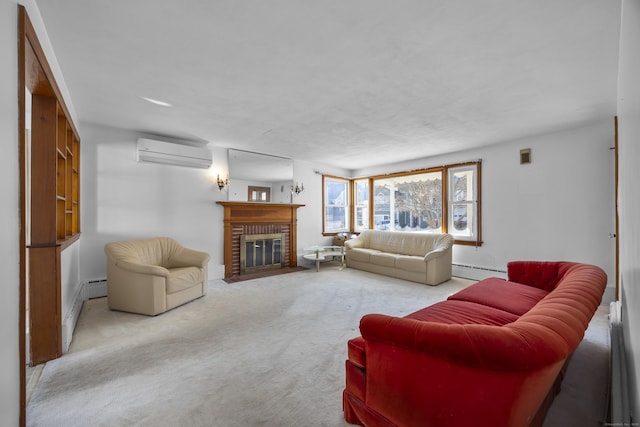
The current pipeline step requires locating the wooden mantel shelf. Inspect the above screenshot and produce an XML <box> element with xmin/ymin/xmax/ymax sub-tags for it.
<box><xmin>216</xmin><ymin>202</ymin><xmax>305</xmax><ymax>278</ymax></box>
<box><xmin>216</xmin><ymin>202</ymin><xmax>305</xmax><ymax>223</ymax></box>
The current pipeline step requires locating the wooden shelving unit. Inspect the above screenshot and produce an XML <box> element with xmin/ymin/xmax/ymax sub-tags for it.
<box><xmin>31</xmin><ymin>96</ymin><xmax>80</xmax><ymax>249</ymax></box>
<box><xmin>22</xmin><ymin>11</ymin><xmax>81</xmax><ymax>366</ymax></box>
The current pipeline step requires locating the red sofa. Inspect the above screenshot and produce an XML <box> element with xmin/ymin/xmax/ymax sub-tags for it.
<box><xmin>343</xmin><ymin>261</ymin><xmax>607</xmax><ymax>427</ymax></box>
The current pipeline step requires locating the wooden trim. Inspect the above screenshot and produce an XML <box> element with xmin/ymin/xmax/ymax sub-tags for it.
<box><xmin>22</xmin><ymin>10</ymin><xmax>79</xmax><ymax>140</ymax></box>
<box><xmin>614</xmin><ymin>116</ymin><xmax>619</xmax><ymax>300</ymax></box>
<box><xmin>30</xmin><ymin>94</ymin><xmax>58</xmax><ymax>244</ymax></box>
<box><xmin>216</xmin><ymin>202</ymin><xmax>304</xmax><ymax>278</ymax></box>
<box><xmin>441</xmin><ymin>167</ymin><xmax>448</xmax><ymax>235</ymax></box>
<box><xmin>28</xmin><ymin>246</ymin><xmax>62</xmax><ymax>364</ymax></box>
<box><xmin>18</xmin><ymin>6</ymin><xmax>27</xmax><ymax>426</ymax></box>
<box><xmin>18</xmin><ymin>5</ymin><xmax>82</xmax><ymax>402</ymax></box>
<box><xmin>321</xmin><ymin>175</ymin><xmax>351</xmax><ymax>234</ymax></box>
<box><xmin>323</xmin><ymin>160</ymin><xmax>482</xmax><ymax>243</ymax></box>
<box><xmin>475</xmin><ymin>160</ymin><xmax>483</xmax><ymax>246</ymax></box>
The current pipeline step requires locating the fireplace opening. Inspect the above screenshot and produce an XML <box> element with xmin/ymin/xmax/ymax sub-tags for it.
<box><xmin>240</xmin><ymin>233</ymin><xmax>285</xmax><ymax>274</ymax></box>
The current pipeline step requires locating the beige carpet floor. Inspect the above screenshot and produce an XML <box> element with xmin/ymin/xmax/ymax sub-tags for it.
<box><xmin>26</xmin><ymin>266</ymin><xmax>610</xmax><ymax>426</ymax></box>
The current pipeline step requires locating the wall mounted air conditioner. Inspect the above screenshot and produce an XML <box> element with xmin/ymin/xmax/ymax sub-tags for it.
<box><xmin>137</xmin><ymin>138</ymin><xmax>212</xmax><ymax>169</ymax></box>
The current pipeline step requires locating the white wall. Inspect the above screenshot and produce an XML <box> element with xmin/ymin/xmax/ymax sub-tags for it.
<box><xmin>1</xmin><ymin>2</ymin><xmax>20</xmax><ymax>424</ymax></box>
<box><xmin>617</xmin><ymin>0</ymin><xmax>640</xmax><ymax>419</ymax></box>
<box><xmin>78</xmin><ymin>122</ymin><xmax>350</xmax><ymax>278</ymax></box>
<box><xmin>79</xmin><ymin>124</ymin><xmax>228</xmax><ymax>280</ymax></box>
<box><xmin>355</xmin><ymin>120</ymin><xmax>617</xmax><ymax>299</ymax></box>
<box><xmin>80</xmin><ymin>119</ymin><xmax>617</xmax><ymax>293</ymax></box>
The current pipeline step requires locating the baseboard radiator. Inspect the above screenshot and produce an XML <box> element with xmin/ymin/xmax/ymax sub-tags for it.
<box><xmin>62</xmin><ymin>285</ymin><xmax>85</xmax><ymax>353</ymax></box>
<box><xmin>452</xmin><ymin>263</ymin><xmax>507</xmax><ymax>281</ymax></box>
<box><xmin>61</xmin><ymin>278</ymin><xmax>107</xmax><ymax>353</ymax></box>
<box><xmin>609</xmin><ymin>300</ymin><xmax>632</xmax><ymax>425</ymax></box>
<box><xmin>85</xmin><ymin>278</ymin><xmax>108</xmax><ymax>299</ymax></box>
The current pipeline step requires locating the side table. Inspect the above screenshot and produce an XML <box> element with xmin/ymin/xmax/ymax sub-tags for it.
<box><xmin>303</xmin><ymin>245</ymin><xmax>345</xmax><ymax>272</ymax></box>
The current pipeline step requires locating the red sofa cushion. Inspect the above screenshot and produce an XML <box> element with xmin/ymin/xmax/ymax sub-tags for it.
<box><xmin>406</xmin><ymin>299</ymin><xmax>520</xmax><ymax>325</ymax></box>
<box><xmin>447</xmin><ymin>277</ymin><xmax>550</xmax><ymax>316</ymax></box>
<box><xmin>347</xmin><ymin>299</ymin><xmax>519</xmax><ymax>369</ymax></box>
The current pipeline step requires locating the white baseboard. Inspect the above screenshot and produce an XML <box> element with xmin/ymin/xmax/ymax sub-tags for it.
<box><xmin>210</xmin><ymin>264</ymin><xmax>225</xmax><ymax>280</ymax></box>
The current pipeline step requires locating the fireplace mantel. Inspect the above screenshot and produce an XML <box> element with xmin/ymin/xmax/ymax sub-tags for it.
<box><xmin>217</xmin><ymin>202</ymin><xmax>304</xmax><ymax>278</ymax></box>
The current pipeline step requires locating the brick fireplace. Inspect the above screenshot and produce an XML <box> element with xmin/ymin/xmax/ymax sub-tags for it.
<box><xmin>217</xmin><ymin>202</ymin><xmax>304</xmax><ymax>278</ymax></box>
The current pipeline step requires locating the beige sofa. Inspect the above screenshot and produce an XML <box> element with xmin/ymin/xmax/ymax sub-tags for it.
<box><xmin>345</xmin><ymin>230</ymin><xmax>453</xmax><ymax>285</ymax></box>
<box><xmin>104</xmin><ymin>237</ymin><xmax>210</xmax><ymax>316</ymax></box>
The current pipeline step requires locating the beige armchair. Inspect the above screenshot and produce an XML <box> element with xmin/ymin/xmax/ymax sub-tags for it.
<box><xmin>104</xmin><ymin>237</ymin><xmax>210</xmax><ymax>316</ymax></box>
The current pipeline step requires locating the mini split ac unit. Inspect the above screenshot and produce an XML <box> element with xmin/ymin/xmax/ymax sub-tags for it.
<box><xmin>137</xmin><ymin>138</ymin><xmax>213</xmax><ymax>169</ymax></box>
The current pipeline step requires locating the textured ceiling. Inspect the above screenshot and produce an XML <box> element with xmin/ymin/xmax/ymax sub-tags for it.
<box><xmin>36</xmin><ymin>0</ymin><xmax>621</xmax><ymax>171</ymax></box>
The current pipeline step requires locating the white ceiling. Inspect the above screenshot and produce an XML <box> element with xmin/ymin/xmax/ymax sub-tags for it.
<box><xmin>36</xmin><ymin>0</ymin><xmax>621</xmax><ymax>171</ymax></box>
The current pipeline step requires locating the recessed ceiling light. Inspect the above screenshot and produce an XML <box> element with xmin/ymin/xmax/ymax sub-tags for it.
<box><xmin>141</xmin><ymin>96</ymin><xmax>172</xmax><ymax>107</ymax></box>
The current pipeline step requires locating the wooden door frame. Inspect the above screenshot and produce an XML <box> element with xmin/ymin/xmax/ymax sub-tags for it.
<box><xmin>615</xmin><ymin>116</ymin><xmax>620</xmax><ymax>300</ymax></box>
<box><xmin>18</xmin><ymin>6</ymin><xmax>27</xmax><ymax>427</ymax></box>
<box><xmin>18</xmin><ymin>6</ymin><xmax>80</xmax><ymax>425</ymax></box>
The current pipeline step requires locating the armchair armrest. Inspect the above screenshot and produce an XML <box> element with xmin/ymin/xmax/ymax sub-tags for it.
<box><xmin>172</xmin><ymin>247</ymin><xmax>210</xmax><ymax>268</ymax></box>
<box><xmin>115</xmin><ymin>259</ymin><xmax>170</xmax><ymax>277</ymax></box>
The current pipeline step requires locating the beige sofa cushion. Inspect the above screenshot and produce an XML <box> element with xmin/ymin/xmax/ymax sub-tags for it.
<box><xmin>167</xmin><ymin>266</ymin><xmax>204</xmax><ymax>293</ymax></box>
<box><xmin>396</xmin><ymin>255</ymin><xmax>427</xmax><ymax>273</ymax></box>
<box><xmin>360</xmin><ymin>230</ymin><xmax>449</xmax><ymax>257</ymax></box>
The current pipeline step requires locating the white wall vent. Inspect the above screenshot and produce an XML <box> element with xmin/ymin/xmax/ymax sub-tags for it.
<box><xmin>137</xmin><ymin>138</ymin><xmax>212</xmax><ymax>169</ymax></box>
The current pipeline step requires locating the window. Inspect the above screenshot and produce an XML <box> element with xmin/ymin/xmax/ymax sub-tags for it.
<box><xmin>447</xmin><ymin>164</ymin><xmax>480</xmax><ymax>243</ymax></box>
<box><xmin>353</xmin><ymin>179</ymin><xmax>369</xmax><ymax>232</ymax></box>
<box><xmin>248</xmin><ymin>186</ymin><xmax>270</xmax><ymax>202</ymax></box>
<box><xmin>372</xmin><ymin>171</ymin><xmax>442</xmax><ymax>232</ymax></box>
<box><xmin>323</xmin><ymin>176</ymin><xmax>350</xmax><ymax>233</ymax></box>
<box><xmin>321</xmin><ymin>161</ymin><xmax>481</xmax><ymax>245</ymax></box>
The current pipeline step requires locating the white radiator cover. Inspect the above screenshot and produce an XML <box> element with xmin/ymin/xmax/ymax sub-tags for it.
<box><xmin>85</xmin><ymin>278</ymin><xmax>108</xmax><ymax>299</ymax></box>
<box><xmin>609</xmin><ymin>300</ymin><xmax>632</xmax><ymax>425</ymax></box>
<box><xmin>61</xmin><ymin>284</ymin><xmax>84</xmax><ymax>353</ymax></box>
<box><xmin>61</xmin><ymin>278</ymin><xmax>107</xmax><ymax>353</ymax></box>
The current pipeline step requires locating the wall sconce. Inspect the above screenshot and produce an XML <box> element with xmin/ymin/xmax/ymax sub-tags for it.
<box><xmin>291</xmin><ymin>182</ymin><xmax>304</xmax><ymax>195</ymax></box>
<box><xmin>216</xmin><ymin>174</ymin><xmax>229</xmax><ymax>191</ymax></box>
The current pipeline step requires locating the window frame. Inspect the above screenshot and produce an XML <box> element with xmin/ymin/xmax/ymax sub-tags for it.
<box><xmin>322</xmin><ymin>175</ymin><xmax>351</xmax><ymax>234</ymax></box>
<box><xmin>321</xmin><ymin>161</ymin><xmax>482</xmax><ymax>246</ymax></box>
<box><xmin>446</xmin><ymin>162</ymin><xmax>482</xmax><ymax>246</ymax></box>
<box><xmin>352</xmin><ymin>178</ymin><xmax>370</xmax><ymax>233</ymax></box>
